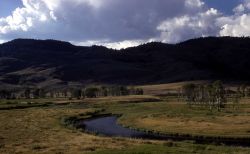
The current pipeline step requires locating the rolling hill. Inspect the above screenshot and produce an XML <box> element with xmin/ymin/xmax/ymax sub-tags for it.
<box><xmin>0</xmin><ymin>37</ymin><xmax>250</xmax><ymax>89</ymax></box>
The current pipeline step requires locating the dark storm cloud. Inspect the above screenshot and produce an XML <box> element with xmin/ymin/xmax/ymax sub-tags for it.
<box><xmin>0</xmin><ymin>0</ymin><xmax>205</xmax><ymax>44</ymax></box>
<box><xmin>49</xmin><ymin>0</ymin><xmax>203</xmax><ymax>41</ymax></box>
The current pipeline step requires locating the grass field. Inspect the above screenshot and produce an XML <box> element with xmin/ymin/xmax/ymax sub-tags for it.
<box><xmin>89</xmin><ymin>143</ymin><xmax>250</xmax><ymax>154</ymax></box>
<box><xmin>0</xmin><ymin>107</ymin><xmax>152</xmax><ymax>154</ymax></box>
<box><xmin>103</xmin><ymin>102</ymin><xmax>250</xmax><ymax>137</ymax></box>
<box><xmin>1</xmin><ymin>86</ymin><xmax>250</xmax><ymax>153</ymax></box>
<box><xmin>137</xmin><ymin>81</ymin><xmax>207</xmax><ymax>96</ymax></box>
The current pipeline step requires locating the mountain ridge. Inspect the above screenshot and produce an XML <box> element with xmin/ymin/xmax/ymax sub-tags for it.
<box><xmin>1</xmin><ymin>36</ymin><xmax>250</xmax><ymax>89</ymax></box>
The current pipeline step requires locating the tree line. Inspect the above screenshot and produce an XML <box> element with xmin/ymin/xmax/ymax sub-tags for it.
<box><xmin>0</xmin><ymin>85</ymin><xmax>144</xmax><ymax>99</ymax></box>
<box><xmin>182</xmin><ymin>81</ymin><xmax>247</xmax><ymax>111</ymax></box>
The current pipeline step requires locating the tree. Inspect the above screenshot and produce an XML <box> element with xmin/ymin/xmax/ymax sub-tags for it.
<box><xmin>39</xmin><ymin>89</ymin><xmax>46</xmax><ymax>98</ymax></box>
<box><xmin>177</xmin><ymin>88</ymin><xmax>182</xmax><ymax>102</ymax></box>
<box><xmin>205</xmin><ymin>84</ymin><xmax>216</xmax><ymax>110</ymax></box>
<box><xmin>85</xmin><ymin>87</ymin><xmax>99</xmax><ymax>98</ymax></box>
<box><xmin>135</xmin><ymin>88</ymin><xmax>144</xmax><ymax>95</ymax></box>
<box><xmin>0</xmin><ymin>90</ymin><xmax>11</xmax><ymax>99</ymax></box>
<box><xmin>33</xmin><ymin>89</ymin><xmax>41</xmax><ymax>99</ymax></box>
<box><xmin>182</xmin><ymin>81</ymin><xmax>227</xmax><ymax>111</ymax></box>
<box><xmin>247</xmin><ymin>88</ymin><xmax>250</xmax><ymax>97</ymax></box>
<box><xmin>24</xmin><ymin>88</ymin><xmax>31</xmax><ymax>99</ymax></box>
<box><xmin>100</xmin><ymin>86</ymin><xmax>108</xmax><ymax>97</ymax></box>
<box><xmin>63</xmin><ymin>90</ymin><xmax>68</xmax><ymax>98</ymax></box>
<box><xmin>182</xmin><ymin>83</ymin><xmax>196</xmax><ymax>106</ymax></box>
<box><xmin>120</xmin><ymin>86</ymin><xmax>129</xmax><ymax>96</ymax></box>
<box><xmin>72</xmin><ymin>89</ymin><xmax>82</xmax><ymax>99</ymax></box>
<box><xmin>212</xmin><ymin>81</ymin><xmax>227</xmax><ymax>111</ymax></box>
<box><xmin>233</xmin><ymin>87</ymin><xmax>241</xmax><ymax>110</ymax></box>
<box><xmin>81</xmin><ymin>90</ymin><xmax>85</xmax><ymax>99</ymax></box>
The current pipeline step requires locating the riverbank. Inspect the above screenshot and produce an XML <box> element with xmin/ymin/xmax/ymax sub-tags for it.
<box><xmin>1</xmin><ymin>96</ymin><xmax>250</xmax><ymax>153</ymax></box>
<box><xmin>101</xmin><ymin>101</ymin><xmax>250</xmax><ymax>138</ymax></box>
<box><xmin>65</xmin><ymin>112</ymin><xmax>250</xmax><ymax>147</ymax></box>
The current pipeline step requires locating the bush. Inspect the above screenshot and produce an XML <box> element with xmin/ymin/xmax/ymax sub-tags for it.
<box><xmin>85</xmin><ymin>87</ymin><xmax>99</xmax><ymax>98</ymax></box>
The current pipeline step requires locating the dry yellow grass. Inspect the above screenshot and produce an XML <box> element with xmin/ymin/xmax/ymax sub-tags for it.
<box><xmin>106</xmin><ymin>101</ymin><xmax>250</xmax><ymax>138</ymax></box>
<box><xmin>137</xmin><ymin>81</ymin><xmax>207</xmax><ymax>95</ymax></box>
<box><xmin>137</xmin><ymin>81</ymin><xmax>249</xmax><ymax>96</ymax></box>
<box><xmin>0</xmin><ymin>108</ymin><xmax>153</xmax><ymax>154</ymax></box>
<box><xmin>1</xmin><ymin>88</ymin><xmax>250</xmax><ymax>153</ymax></box>
<box><xmin>132</xmin><ymin>115</ymin><xmax>250</xmax><ymax>137</ymax></box>
<box><xmin>1</xmin><ymin>96</ymin><xmax>250</xmax><ymax>153</ymax></box>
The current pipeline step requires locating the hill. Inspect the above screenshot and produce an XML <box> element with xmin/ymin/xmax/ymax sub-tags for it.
<box><xmin>0</xmin><ymin>37</ymin><xmax>250</xmax><ymax>89</ymax></box>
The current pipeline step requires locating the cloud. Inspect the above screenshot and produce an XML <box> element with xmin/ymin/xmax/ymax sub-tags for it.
<box><xmin>75</xmin><ymin>39</ymin><xmax>145</xmax><ymax>50</ymax></box>
<box><xmin>185</xmin><ymin>0</ymin><xmax>205</xmax><ymax>8</ymax></box>
<box><xmin>233</xmin><ymin>4</ymin><xmax>245</xmax><ymax>14</ymax></box>
<box><xmin>233</xmin><ymin>0</ymin><xmax>250</xmax><ymax>14</ymax></box>
<box><xmin>218</xmin><ymin>0</ymin><xmax>250</xmax><ymax>37</ymax></box>
<box><xmin>156</xmin><ymin>0</ymin><xmax>250</xmax><ymax>44</ymax></box>
<box><xmin>1</xmin><ymin>0</ymin><xmax>250</xmax><ymax>49</ymax></box>
<box><xmin>0</xmin><ymin>0</ymin><xmax>210</xmax><ymax>48</ymax></box>
<box><xmin>157</xmin><ymin>8</ymin><xmax>221</xmax><ymax>43</ymax></box>
<box><xmin>0</xmin><ymin>39</ymin><xmax>5</xmax><ymax>44</ymax></box>
<box><xmin>46</xmin><ymin>0</ymin><xmax>202</xmax><ymax>41</ymax></box>
<box><xmin>218</xmin><ymin>14</ymin><xmax>250</xmax><ymax>37</ymax></box>
<box><xmin>0</xmin><ymin>0</ymin><xmax>58</xmax><ymax>39</ymax></box>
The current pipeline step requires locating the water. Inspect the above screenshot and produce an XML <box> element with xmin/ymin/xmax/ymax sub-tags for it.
<box><xmin>77</xmin><ymin>116</ymin><xmax>250</xmax><ymax>147</ymax></box>
<box><xmin>79</xmin><ymin>116</ymin><xmax>148</xmax><ymax>138</ymax></box>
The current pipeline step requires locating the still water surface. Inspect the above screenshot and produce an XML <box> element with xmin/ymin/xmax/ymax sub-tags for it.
<box><xmin>77</xmin><ymin>116</ymin><xmax>250</xmax><ymax>147</ymax></box>
<box><xmin>80</xmin><ymin>116</ymin><xmax>148</xmax><ymax>138</ymax></box>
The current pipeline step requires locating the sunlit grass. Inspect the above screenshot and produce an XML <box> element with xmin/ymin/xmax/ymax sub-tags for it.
<box><xmin>103</xmin><ymin>101</ymin><xmax>250</xmax><ymax>137</ymax></box>
<box><xmin>0</xmin><ymin>94</ymin><xmax>250</xmax><ymax>153</ymax></box>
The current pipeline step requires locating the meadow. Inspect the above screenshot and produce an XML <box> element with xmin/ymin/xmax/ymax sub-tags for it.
<box><xmin>1</xmin><ymin>83</ymin><xmax>250</xmax><ymax>153</ymax></box>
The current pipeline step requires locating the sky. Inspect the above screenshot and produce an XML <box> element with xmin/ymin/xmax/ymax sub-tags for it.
<box><xmin>204</xmin><ymin>0</ymin><xmax>240</xmax><ymax>14</ymax></box>
<box><xmin>0</xmin><ymin>0</ymin><xmax>250</xmax><ymax>49</ymax></box>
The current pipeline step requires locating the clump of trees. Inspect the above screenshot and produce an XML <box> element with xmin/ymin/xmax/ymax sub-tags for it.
<box><xmin>232</xmin><ymin>85</ymin><xmax>248</xmax><ymax>110</ymax></box>
<box><xmin>182</xmin><ymin>81</ymin><xmax>227</xmax><ymax>111</ymax></box>
<box><xmin>182</xmin><ymin>81</ymin><xmax>250</xmax><ymax>111</ymax></box>
<box><xmin>80</xmin><ymin>86</ymin><xmax>144</xmax><ymax>98</ymax></box>
<box><xmin>0</xmin><ymin>85</ymin><xmax>144</xmax><ymax>99</ymax></box>
<box><xmin>0</xmin><ymin>90</ymin><xmax>13</xmax><ymax>99</ymax></box>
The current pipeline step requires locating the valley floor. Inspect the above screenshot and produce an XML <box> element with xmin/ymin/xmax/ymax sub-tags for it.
<box><xmin>0</xmin><ymin>95</ymin><xmax>250</xmax><ymax>153</ymax></box>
